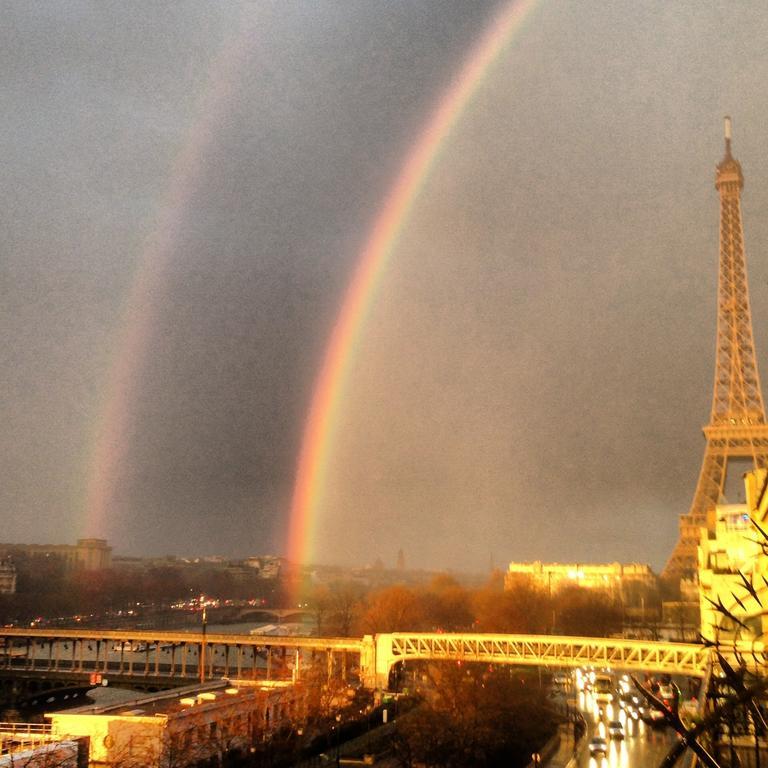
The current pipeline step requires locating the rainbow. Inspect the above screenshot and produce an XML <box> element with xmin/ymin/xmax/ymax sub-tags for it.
<box><xmin>287</xmin><ymin>0</ymin><xmax>541</xmax><ymax>566</ymax></box>
<box><xmin>82</xmin><ymin>14</ymin><xmax>255</xmax><ymax>538</ymax></box>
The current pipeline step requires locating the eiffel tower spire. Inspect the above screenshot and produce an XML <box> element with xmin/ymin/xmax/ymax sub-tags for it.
<box><xmin>663</xmin><ymin>118</ymin><xmax>768</xmax><ymax>580</ymax></box>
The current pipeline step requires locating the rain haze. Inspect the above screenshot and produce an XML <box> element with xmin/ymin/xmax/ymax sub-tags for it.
<box><xmin>2</xmin><ymin>1</ymin><xmax>768</xmax><ymax>573</ymax></box>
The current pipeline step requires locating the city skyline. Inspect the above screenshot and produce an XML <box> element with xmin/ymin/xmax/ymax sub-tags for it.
<box><xmin>3</xmin><ymin>2</ymin><xmax>768</xmax><ymax>571</ymax></box>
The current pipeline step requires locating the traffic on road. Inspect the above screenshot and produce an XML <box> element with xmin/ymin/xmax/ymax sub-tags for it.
<box><xmin>565</xmin><ymin>667</ymin><xmax>688</xmax><ymax>767</ymax></box>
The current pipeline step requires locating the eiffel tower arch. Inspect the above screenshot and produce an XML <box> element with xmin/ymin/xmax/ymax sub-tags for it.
<box><xmin>663</xmin><ymin>118</ymin><xmax>768</xmax><ymax>580</ymax></box>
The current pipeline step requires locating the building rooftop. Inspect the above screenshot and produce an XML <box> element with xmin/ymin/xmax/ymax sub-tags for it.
<box><xmin>59</xmin><ymin>679</ymin><xmax>291</xmax><ymax>719</ymax></box>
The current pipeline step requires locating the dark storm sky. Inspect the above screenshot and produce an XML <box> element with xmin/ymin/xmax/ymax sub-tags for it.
<box><xmin>2</xmin><ymin>1</ymin><xmax>768</xmax><ymax>572</ymax></box>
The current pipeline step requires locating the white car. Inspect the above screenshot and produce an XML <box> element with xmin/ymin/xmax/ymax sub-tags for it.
<box><xmin>589</xmin><ymin>737</ymin><xmax>608</xmax><ymax>756</ymax></box>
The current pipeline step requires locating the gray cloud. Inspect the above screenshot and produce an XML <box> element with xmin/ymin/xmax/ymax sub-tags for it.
<box><xmin>1</xmin><ymin>1</ymin><xmax>767</xmax><ymax>573</ymax></box>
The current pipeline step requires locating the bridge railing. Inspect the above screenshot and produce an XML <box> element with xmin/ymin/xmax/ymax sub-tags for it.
<box><xmin>0</xmin><ymin>721</ymin><xmax>56</xmax><ymax>756</ymax></box>
<box><xmin>0</xmin><ymin>628</ymin><xmax>364</xmax><ymax>688</ymax></box>
<box><xmin>3</xmin><ymin>628</ymin><xmax>767</xmax><ymax>692</ymax></box>
<box><xmin>0</xmin><ymin>627</ymin><xmax>361</xmax><ymax>652</ymax></box>
<box><xmin>368</xmin><ymin>632</ymin><xmax>717</xmax><ymax>688</ymax></box>
<box><xmin>0</xmin><ymin>722</ymin><xmax>52</xmax><ymax>734</ymax></box>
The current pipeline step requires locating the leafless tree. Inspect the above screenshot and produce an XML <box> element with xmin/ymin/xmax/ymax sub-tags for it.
<box><xmin>390</xmin><ymin>663</ymin><xmax>557</xmax><ymax>768</ymax></box>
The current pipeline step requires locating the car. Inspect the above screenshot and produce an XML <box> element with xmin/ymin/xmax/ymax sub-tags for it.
<box><xmin>589</xmin><ymin>737</ymin><xmax>608</xmax><ymax>756</ymax></box>
<box><xmin>658</xmin><ymin>683</ymin><xmax>675</xmax><ymax>701</ymax></box>
<box><xmin>593</xmin><ymin>673</ymin><xmax>614</xmax><ymax>703</ymax></box>
<box><xmin>607</xmin><ymin>720</ymin><xmax>624</xmax><ymax>739</ymax></box>
<box><xmin>642</xmin><ymin>707</ymin><xmax>667</xmax><ymax>727</ymax></box>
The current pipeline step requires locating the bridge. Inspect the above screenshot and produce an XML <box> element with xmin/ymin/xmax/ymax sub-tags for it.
<box><xmin>0</xmin><ymin>628</ymin><xmax>743</xmax><ymax>693</ymax></box>
<box><xmin>373</xmin><ymin>633</ymin><xmax>715</xmax><ymax>686</ymax></box>
<box><xmin>0</xmin><ymin>629</ymin><xmax>357</xmax><ymax>685</ymax></box>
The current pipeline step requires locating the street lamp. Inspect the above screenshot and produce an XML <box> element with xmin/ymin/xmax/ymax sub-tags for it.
<box><xmin>199</xmin><ymin>594</ymin><xmax>207</xmax><ymax>685</ymax></box>
<box><xmin>365</xmin><ymin>705</ymin><xmax>372</xmax><ymax>755</ymax></box>
<box><xmin>335</xmin><ymin>713</ymin><xmax>342</xmax><ymax>767</ymax></box>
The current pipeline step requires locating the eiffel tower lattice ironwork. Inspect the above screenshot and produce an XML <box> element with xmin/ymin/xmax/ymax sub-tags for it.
<box><xmin>663</xmin><ymin>118</ymin><xmax>768</xmax><ymax>580</ymax></box>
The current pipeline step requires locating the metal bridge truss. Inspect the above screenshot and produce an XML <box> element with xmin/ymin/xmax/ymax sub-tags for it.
<box><xmin>384</xmin><ymin>633</ymin><xmax>712</xmax><ymax>678</ymax></box>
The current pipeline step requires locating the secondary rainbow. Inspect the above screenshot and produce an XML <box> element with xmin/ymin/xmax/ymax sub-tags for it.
<box><xmin>287</xmin><ymin>0</ymin><xmax>541</xmax><ymax>566</ymax></box>
<box><xmin>82</xmin><ymin>15</ymin><xmax>255</xmax><ymax>538</ymax></box>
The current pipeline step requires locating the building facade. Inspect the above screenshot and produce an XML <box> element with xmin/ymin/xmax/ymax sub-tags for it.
<box><xmin>48</xmin><ymin>679</ymin><xmax>300</xmax><ymax>767</ymax></box>
<box><xmin>505</xmin><ymin>560</ymin><xmax>656</xmax><ymax>602</ymax></box>
<box><xmin>0</xmin><ymin>538</ymin><xmax>112</xmax><ymax>572</ymax></box>
<box><xmin>698</xmin><ymin>470</ymin><xmax>768</xmax><ymax>644</ymax></box>
<box><xmin>0</xmin><ymin>558</ymin><xmax>16</xmax><ymax>594</ymax></box>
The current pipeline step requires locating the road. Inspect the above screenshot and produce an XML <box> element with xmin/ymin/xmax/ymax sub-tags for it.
<box><xmin>573</xmin><ymin>688</ymin><xmax>680</xmax><ymax>768</ymax></box>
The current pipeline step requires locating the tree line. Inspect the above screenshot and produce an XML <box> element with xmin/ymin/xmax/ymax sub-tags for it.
<box><xmin>0</xmin><ymin>550</ymin><xmax>658</xmax><ymax>639</ymax></box>
<box><xmin>310</xmin><ymin>571</ymin><xmax>655</xmax><ymax>637</ymax></box>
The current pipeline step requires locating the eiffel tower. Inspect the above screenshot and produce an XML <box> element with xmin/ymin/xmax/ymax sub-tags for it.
<box><xmin>663</xmin><ymin>118</ymin><xmax>768</xmax><ymax>580</ymax></box>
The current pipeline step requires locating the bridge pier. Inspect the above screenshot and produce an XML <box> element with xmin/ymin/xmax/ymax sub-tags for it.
<box><xmin>359</xmin><ymin>635</ymin><xmax>381</xmax><ymax>689</ymax></box>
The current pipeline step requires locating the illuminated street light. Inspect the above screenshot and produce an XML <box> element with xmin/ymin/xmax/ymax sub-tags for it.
<box><xmin>199</xmin><ymin>594</ymin><xmax>207</xmax><ymax>685</ymax></box>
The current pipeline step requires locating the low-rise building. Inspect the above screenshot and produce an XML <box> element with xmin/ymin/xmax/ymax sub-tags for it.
<box><xmin>47</xmin><ymin>679</ymin><xmax>299</xmax><ymax>767</ymax></box>
<box><xmin>0</xmin><ymin>558</ymin><xmax>16</xmax><ymax>594</ymax></box>
<box><xmin>505</xmin><ymin>560</ymin><xmax>656</xmax><ymax>602</ymax></box>
<box><xmin>0</xmin><ymin>539</ymin><xmax>112</xmax><ymax>572</ymax></box>
<box><xmin>74</xmin><ymin>539</ymin><xmax>113</xmax><ymax>571</ymax></box>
